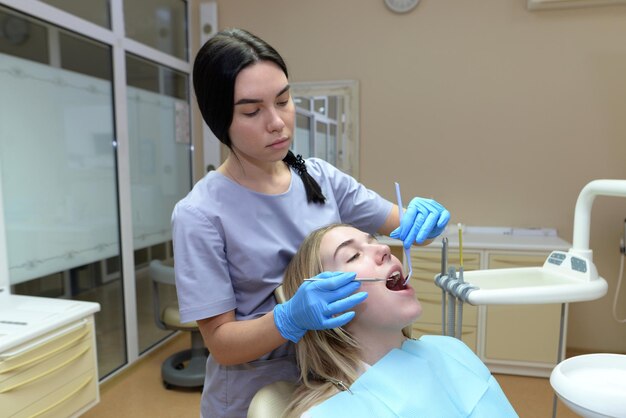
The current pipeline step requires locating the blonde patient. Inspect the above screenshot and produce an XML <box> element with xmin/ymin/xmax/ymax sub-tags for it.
<box><xmin>280</xmin><ymin>223</ymin><xmax>517</xmax><ymax>418</ymax></box>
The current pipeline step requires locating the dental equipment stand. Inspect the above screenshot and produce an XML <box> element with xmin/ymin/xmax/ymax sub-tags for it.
<box><xmin>434</xmin><ymin>179</ymin><xmax>626</xmax><ymax>418</ymax></box>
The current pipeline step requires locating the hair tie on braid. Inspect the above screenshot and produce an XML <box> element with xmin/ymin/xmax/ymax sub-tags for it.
<box><xmin>293</xmin><ymin>154</ymin><xmax>307</xmax><ymax>175</ymax></box>
<box><xmin>283</xmin><ymin>150</ymin><xmax>326</xmax><ymax>204</ymax></box>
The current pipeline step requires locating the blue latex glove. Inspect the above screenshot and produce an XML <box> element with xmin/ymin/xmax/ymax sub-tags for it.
<box><xmin>273</xmin><ymin>271</ymin><xmax>367</xmax><ymax>343</ymax></box>
<box><xmin>390</xmin><ymin>197</ymin><xmax>451</xmax><ymax>249</ymax></box>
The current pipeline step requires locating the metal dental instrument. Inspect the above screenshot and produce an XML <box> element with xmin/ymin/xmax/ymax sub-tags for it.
<box><xmin>304</xmin><ymin>278</ymin><xmax>388</xmax><ymax>282</ymax></box>
<box><xmin>440</xmin><ymin>237</ymin><xmax>448</xmax><ymax>336</ymax></box>
<box><xmin>447</xmin><ymin>266</ymin><xmax>457</xmax><ymax>338</ymax></box>
<box><xmin>456</xmin><ymin>224</ymin><xmax>464</xmax><ymax>340</ymax></box>
<box><xmin>435</xmin><ymin>232</ymin><xmax>475</xmax><ymax>340</ymax></box>
<box><xmin>395</xmin><ymin>182</ymin><xmax>412</xmax><ymax>285</ymax></box>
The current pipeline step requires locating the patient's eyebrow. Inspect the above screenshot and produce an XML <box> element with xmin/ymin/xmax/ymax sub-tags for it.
<box><xmin>234</xmin><ymin>84</ymin><xmax>290</xmax><ymax>106</ymax></box>
<box><xmin>333</xmin><ymin>234</ymin><xmax>377</xmax><ymax>259</ymax></box>
<box><xmin>333</xmin><ymin>239</ymin><xmax>354</xmax><ymax>260</ymax></box>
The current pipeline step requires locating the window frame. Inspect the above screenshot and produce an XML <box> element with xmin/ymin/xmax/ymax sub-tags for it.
<box><xmin>292</xmin><ymin>80</ymin><xmax>360</xmax><ymax>179</ymax></box>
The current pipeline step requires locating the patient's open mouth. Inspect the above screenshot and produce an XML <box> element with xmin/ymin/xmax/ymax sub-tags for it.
<box><xmin>386</xmin><ymin>271</ymin><xmax>407</xmax><ymax>291</ymax></box>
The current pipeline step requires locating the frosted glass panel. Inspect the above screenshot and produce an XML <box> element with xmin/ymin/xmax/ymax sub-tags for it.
<box><xmin>0</xmin><ymin>54</ymin><xmax>118</xmax><ymax>285</ymax></box>
<box><xmin>127</xmin><ymin>88</ymin><xmax>189</xmax><ymax>250</ymax></box>
<box><xmin>126</xmin><ymin>55</ymin><xmax>191</xmax><ymax>353</ymax></box>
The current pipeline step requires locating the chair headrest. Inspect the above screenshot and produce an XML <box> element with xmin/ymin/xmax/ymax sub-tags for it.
<box><xmin>247</xmin><ymin>380</ymin><xmax>298</xmax><ymax>418</ymax></box>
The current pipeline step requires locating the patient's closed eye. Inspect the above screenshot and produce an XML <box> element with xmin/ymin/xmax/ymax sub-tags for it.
<box><xmin>347</xmin><ymin>252</ymin><xmax>360</xmax><ymax>263</ymax></box>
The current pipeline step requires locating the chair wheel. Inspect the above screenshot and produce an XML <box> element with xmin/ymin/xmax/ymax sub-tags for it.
<box><xmin>163</xmin><ymin>381</ymin><xmax>173</xmax><ymax>390</ymax></box>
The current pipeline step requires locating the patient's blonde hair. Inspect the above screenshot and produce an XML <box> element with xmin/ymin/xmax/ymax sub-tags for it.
<box><xmin>281</xmin><ymin>224</ymin><xmax>363</xmax><ymax>418</ymax></box>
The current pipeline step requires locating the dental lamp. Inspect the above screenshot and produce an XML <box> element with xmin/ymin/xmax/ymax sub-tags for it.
<box><xmin>436</xmin><ymin>179</ymin><xmax>626</xmax><ymax>418</ymax></box>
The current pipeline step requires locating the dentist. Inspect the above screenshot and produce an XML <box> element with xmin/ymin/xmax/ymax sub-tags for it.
<box><xmin>172</xmin><ymin>28</ymin><xmax>450</xmax><ymax>418</ymax></box>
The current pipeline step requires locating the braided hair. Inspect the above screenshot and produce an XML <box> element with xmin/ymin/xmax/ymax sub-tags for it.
<box><xmin>193</xmin><ymin>28</ymin><xmax>325</xmax><ymax>204</ymax></box>
<box><xmin>283</xmin><ymin>150</ymin><xmax>326</xmax><ymax>204</ymax></box>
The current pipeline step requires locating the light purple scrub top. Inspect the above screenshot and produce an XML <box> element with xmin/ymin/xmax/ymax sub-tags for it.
<box><xmin>171</xmin><ymin>158</ymin><xmax>393</xmax><ymax>418</ymax></box>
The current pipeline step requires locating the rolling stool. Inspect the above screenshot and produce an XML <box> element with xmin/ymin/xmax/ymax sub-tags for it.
<box><xmin>150</xmin><ymin>259</ymin><xmax>208</xmax><ymax>389</ymax></box>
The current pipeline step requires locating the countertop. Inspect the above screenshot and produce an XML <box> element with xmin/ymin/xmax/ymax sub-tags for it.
<box><xmin>0</xmin><ymin>287</ymin><xmax>100</xmax><ymax>352</ymax></box>
<box><xmin>378</xmin><ymin>225</ymin><xmax>571</xmax><ymax>252</ymax></box>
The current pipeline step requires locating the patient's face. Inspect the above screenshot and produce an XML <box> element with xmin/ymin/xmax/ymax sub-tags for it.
<box><xmin>319</xmin><ymin>226</ymin><xmax>422</xmax><ymax>331</ymax></box>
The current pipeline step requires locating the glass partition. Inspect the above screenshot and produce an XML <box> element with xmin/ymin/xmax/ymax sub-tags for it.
<box><xmin>126</xmin><ymin>53</ymin><xmax>191</xmax><ymax>352</ymax></box>
<box><xmin>0</xmin><ymin>0</ymin><xmax>192</xmax><ymax>380</ymax></box>
<box><xmin>0</xmin><ymin>6</ymin><xmax>126</xmax><ymax>377</ymax></box>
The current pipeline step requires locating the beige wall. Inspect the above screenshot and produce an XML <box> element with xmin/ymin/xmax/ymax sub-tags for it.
<box><xmin>193</xmin><ymin>0</ymin><xmax>626</xmax><ymax>353</ymax></box>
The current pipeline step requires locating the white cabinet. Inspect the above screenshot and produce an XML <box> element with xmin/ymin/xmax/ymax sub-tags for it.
<box><xmin>0</xmin><ymin>291</ymin><xmax>100</xmax><ymax>417</ymax></box>
<box><xmin>383</xmin><ymin>228</ymin><xmax>570</xmax><ymax>377</ymax></box>
<box><xmin>482</xmin><ymin>252</ymin><xmax>565</xmax><ymax>377</ymax></box>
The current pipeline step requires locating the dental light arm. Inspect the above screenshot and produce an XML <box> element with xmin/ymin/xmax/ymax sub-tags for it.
<box><xmin>572</xmin><ymin>179</ymin><xmax>626</xmax><ymax>262</ymax></box>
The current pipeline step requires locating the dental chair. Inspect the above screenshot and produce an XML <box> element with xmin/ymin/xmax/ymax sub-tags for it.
<box><xmin>149</xmin><ymin>259</ymin><xmax>208</xmax><ymax>389</ymax></box>
<box><xmin>247</xmin><ymin>284</ymin><xmax>297</xmax><ymax>418</ymax></box>
<box><xmin>247</xmin><ymin>380</ymin><xmax>298</xmax><ymax>418</ymax></box>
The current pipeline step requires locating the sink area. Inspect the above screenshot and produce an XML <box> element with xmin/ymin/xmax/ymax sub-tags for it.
<box><xmin>550</xmin><ymin>353</ymin><xmax>626</xmax><ymax>418</ymax></box>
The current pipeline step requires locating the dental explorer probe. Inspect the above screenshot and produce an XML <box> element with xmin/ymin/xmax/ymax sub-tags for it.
<box><xmin>395</xmin><ymin>182</ymin><xmax>413</xmax><ymax>286</ymax></box>
<box><xmin>456</xmin><ymin>224</ymin><xmax>464</xmax><ymax>340</ymax></box>
<box><xmin>441</xmin><ymin>237</ymin><xmax>448</xmax><ymax>336</ymax></box>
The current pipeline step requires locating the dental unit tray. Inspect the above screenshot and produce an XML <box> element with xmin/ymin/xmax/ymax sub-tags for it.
<box><xmin>436</xmin><ymin>250</ymin><xmax>608</xmax><ymax>306</ymax></box>
<box><xmin>435</xmin><ymin>180</ymin><xmax>626</xmax><ymax>308</ymax></box>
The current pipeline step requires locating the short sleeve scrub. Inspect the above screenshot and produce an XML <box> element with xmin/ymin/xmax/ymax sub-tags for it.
<box><xmin>172</xmin><ymin>158</ymin><xmax>393</xmax><ymax>418</ymax></box>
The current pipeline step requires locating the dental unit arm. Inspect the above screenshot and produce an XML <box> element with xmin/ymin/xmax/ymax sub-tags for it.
<box><xmin>437</xmin><ymin>180</ymin><xmax>626</xmax><ymax>306</ymax></box>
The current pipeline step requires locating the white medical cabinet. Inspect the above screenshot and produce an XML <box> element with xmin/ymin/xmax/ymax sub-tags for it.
<box><xmin>0</xmin><ymin>288</ymin><xmax>100</xmax><ymax>418</ymax></box>
<box><xmin>383</xmin><ymin>227</ymin><xmax>571</xmax><ymax>378</ymax></box>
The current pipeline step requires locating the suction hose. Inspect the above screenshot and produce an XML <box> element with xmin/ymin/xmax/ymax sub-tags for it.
<box><xmin>613</xmin><ymin>225</ymin><xmax>626</xmax><ymax>323</ymax></box>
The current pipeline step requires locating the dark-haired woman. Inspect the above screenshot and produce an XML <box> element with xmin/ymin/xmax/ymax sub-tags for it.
<box><xmin>172</xmin><ymin>28</ymin><xmax>450</xmax><ymax>417</ymax></box>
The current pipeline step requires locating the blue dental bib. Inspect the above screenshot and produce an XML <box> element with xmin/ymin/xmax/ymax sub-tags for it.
<box><xmin>307</xmin><ymin>336</ymin><xmax>518</xmax><ymax>418</ymax></box>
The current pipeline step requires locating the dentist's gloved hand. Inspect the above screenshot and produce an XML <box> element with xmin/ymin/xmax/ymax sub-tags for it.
<box><xmin>273</xmin><ymin>271</ymin><xmax>367</xmax><ymax>343</ymax></box>
<box><xmin>390</xmin><ymin>197</ymin><xmax>451</xmax><ymax>249</ymax></box>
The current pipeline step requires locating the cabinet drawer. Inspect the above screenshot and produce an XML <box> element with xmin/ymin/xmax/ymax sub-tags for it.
<box><xmin>412</xmin><ymin>250</ymin><xmax>480</xmax><ymax>270</ymax></box>
<box><xmin>411</xmin><ymin>250</ymin><xmax>480</xmax><ymax>295</ymax></box>
<box><xmin>0</xmin><ymin>320</ymin><xmax>91</xmax><ymax>376</ymax></box>
<box><xmin>484</xmin><ymin>252</ymin><xmax>562</xmax><ymax>365</ymax></box>
<box><xmin>488</xmin><ymin>252</ymin><xmax>547</xmax><ymax>269</ymax></box>
<box><xmin>411</xmin><ymin>322</ymin><xmax>477</xmax><ymax>353</ymax></box>
<box><xmin>11</xmin><ymin>371</ymin><xmax>97</xmax><ymax>418</ymax></box>
<box><xmin>484</xmin><ymin>304</ymin><xmax>561</xmax><ymax>364</ymax></box>
<box><xmin>418</xmin><ymin>293</ymin><xmax>478</xmax><ymax>327</ymax></box>
<box><xmin>0</xmin><ymin>318</ymin><xmax>97</xmax><ymax>417</ymax></box>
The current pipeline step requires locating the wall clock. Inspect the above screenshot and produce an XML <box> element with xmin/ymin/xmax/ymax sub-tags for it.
<box><xmin>384</xmin><ymin>0</ymin><xmax>420</xmax><ymax>14</ymax></box>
